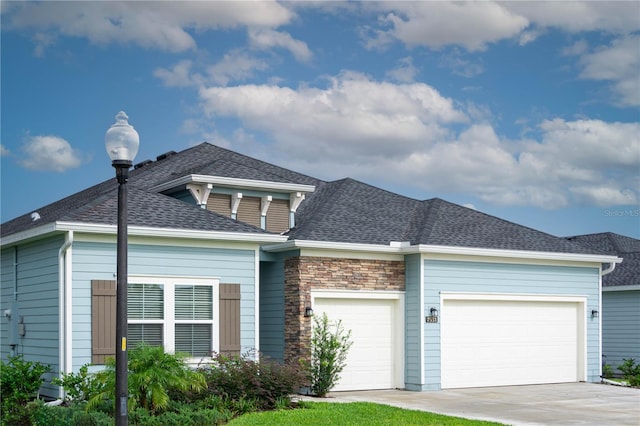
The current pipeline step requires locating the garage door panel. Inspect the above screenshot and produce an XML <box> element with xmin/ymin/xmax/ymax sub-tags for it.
<box><xmin>314</xmin><ymin>297</ymin><xmax>396</xmax><ymax>391</ymax></box>
<box><xmin>441</xmin><ymin>299</ymin><xmax>581</xmax><ymax>389</ymax></box>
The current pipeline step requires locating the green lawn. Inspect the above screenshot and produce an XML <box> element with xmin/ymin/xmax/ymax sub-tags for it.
<box><xmin>228</xmin><ymin>401</ymin><xmax>506</xmax><ymax>426</ymax></box>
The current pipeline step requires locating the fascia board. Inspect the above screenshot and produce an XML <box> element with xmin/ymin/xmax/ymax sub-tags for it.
<box><xmin>2</xmin><ymin>220</ymin><xmax>288</xmax><ymax>247</ymax></box>
<box><xmin>261</xmin><ymin>239</ymin><xmax>406</xmax><ymax>254</ymax></box>
<box><xmin>55</xmin><ymin>222</ymin><xmax>288</xmax><ymax>243</ymax></box>
<box><xmin>603</xmin><ymin>285</ymin><xmax>640</xmax><ymax>292</ymax></box>
<box><xmin>261</xmin><ymin>240</ymin><xmax>622</xmax><ymax>264</ymax></box>
<box><xmin>151</xmin><ymin>174</ymin><xmax>316</xmax><ymax>194</ymax></box>
<box><xmin>0</xmin><ymin>223</ymin><xmax>59</xmax><ymax>247</ymax></box>
<box><xmin>415</xmin><ymin>244</ymin><xmax>623</xmax><ymax>264</ymax></box>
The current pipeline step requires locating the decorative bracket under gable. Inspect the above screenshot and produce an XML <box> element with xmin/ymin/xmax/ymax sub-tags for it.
<box><xmin>186</xmin><ymin>183</ymin><xmax>213</xmax><ymax>209</ymax></box>
<box><xmin>290</xmin><ymin>192</ymin><xmax>305</xmax><ymax>213</ymax></box>
<box><xmin>289</xmin><ymin>192</ymin><xmax>306</xmax><ymax>228</ymax></box>
<box><xmin>231</xmin><ymin>192</ymin><xmax>243</xmax><ymax>220</ymax></box>
<box><xmin>261</xmin><ymin>195</ymin><xmax>273</xmax><ymax>216</ymax></box>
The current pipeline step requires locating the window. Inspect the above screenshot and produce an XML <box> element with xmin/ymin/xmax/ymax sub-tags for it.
<box><xmin>127</xmin><ymin>277</ymin><xmax>219</xmax><ymax>358</ymax></box>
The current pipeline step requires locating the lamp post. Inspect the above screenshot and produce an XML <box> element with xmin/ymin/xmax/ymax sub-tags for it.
<box><xmin>105</xmin><ymin>111</ymin><xmax>139</xmax><ymax>426</ymax></box>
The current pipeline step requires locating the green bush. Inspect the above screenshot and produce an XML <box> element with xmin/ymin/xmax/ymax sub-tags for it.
<box><xmin>196</xmin><ymin>351</ymin><xmax>305</xmax><ymax>411</ymax></box>
<box><xmin>618</xmin><ymin>358</ymin><xmax>640</xmax><ymax>386</ymax></box>
<box><xmin>88</xmin><ymin>344</ymin><xmax>206</xmax><ymax>414</ymax></box>
<box><xmin>27</xmin><ymin>400</ymin><xmax>112</xmax><ymax>426</ymax></box>
<box><xmin>53</xmin><ymin>364</ymin><xmax>104</xmax><ymax>403</ymax></box>
<box><xmin>302</xmin><ymin>312</ymin><xmax>353</xmax><ymax>397</ymax></box>
<box><xmin>602</xmin><ymin>363</ymin><xmax>614</xmax><ymax>378</ymax></box>
<box><xmin>128</xmin><ymin>404</ymin><xmax>232</xmax><ymax>425</ymax></box>
<box><xmin>0</xmin><ymin>355</ymin><xmax>51</xmax><ymax>425</ymax></box>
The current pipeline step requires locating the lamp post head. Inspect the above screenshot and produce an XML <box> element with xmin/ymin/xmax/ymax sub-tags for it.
<box><xmin>105</xmin><ymin>111</ymin><xmax>139</xmax><ymax>165</ymax></box>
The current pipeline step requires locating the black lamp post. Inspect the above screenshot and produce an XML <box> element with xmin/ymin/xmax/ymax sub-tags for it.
<box><xmin>105</xmin><ymin>111</ymin><xmax>139</xmax><ymax>426</ymax></box>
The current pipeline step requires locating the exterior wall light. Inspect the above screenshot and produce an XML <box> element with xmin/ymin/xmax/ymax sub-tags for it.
<box><xmin>105</xmin><ymin>111</ymin><xmax>139</xmax><ymax>426</ymax></box>
<box><xmin>591</xmin><ymin>309</ymin><xmax>599</xmax><ymax>318</ymax></box>
<box><xmin>430</xmin><ymin>307</ymin><xmax>439</xmax><ymax>317</ymax></box>
<box><xmin>304</xmin><ymin>306</ymin><xmax>314</xmax><ymax>317</ymax></box>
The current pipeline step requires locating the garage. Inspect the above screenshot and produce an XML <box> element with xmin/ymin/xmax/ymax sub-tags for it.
<box><xmin>313</xmin><ymin>291</ymin><xmax>403</xmax><ymax>391</ymax></box>
<box><xmin>440</xmin><ymin>294</ymin><xmax>586</xmax><ymax>389</ymax></box>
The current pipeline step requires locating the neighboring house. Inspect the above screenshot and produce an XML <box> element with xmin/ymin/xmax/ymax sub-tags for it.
<box><xmin>1</xmin><ymin>143</ymin><xmax>621</xmax><ymax>398</ymax></box>
<box><xmin>566</xmin><ymin>233</ymin><xmax>640</xmax><ymax>374</ymax></box>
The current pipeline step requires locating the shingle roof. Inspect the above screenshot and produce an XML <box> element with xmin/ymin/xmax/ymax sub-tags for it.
<box><xmin>409</xmin><ymin>199</ymin><xmax>600</xmax><ymax>254</ymax></box>
<box><xmin>290</xmin><ymin>178</ymin><xmax>419</xmax><ymax>244</ymax></box>
<box><xmin>0</xmin><ymin>142</ymin><xmax>616</xmax><ymax>257</ymax></box>
<box><xmin>1</xmin><ymin>143</ymin><xmax>316</xmax><ymax>238</ymax></box>
<box><xmin>64</xmin><ymin>188</ymin><xmax>270</xmax><ymax>233</ymax></box>
<box><xmin>566</xmin><ymin>233</ymin><xmax>640</xmax><ymax>287</ymax></box>
<box><xmin>131</xmin><ymin>143</ymin><xmax>322</xmax><ymax>190</ymax></box>
<box><xmin>289</xmin><ymin>178</ymin><xmax>602</xmax><ymax>254</ymax></box>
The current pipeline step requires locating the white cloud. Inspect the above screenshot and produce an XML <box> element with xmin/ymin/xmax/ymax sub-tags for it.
<box><xmin>365</xmin><ymin>1</ymin><xmax>529</xmax><ymax>51</ymax></box>
<box><xmin>503</xmin><ymin>1</ymin><xmax>640</xmax><ymax>35</ymax></box>
<box><xmin>155</xmin><ymin>52</ymin><xmax>270</xmax><ymax>88</ymax></box>
<box><xmin>207</xmin><ymin>50</ymin><xmax>270</xmax><ymax>86</ymax></box>
<box><xmin>578</xmin><ymin>35</ymin><xmax>640</xmax><ymax>107</ymax></box>
<box><xmin>570</xmin><ymin>186</ymin><xmax>638</xmax><ymax>207</ymax></box>
<box><xmin>438</xmin><ymin>49</ymin><xmax>484</xmax><ymax>78</ymax></box>
<box><xmin>154</xmin><ymin>60</ymin><xmax>200</xmax><ymax>88</ymax></box>
<box><xmin>386</xmin><ymin>56</ymin><xmax>418</xmax><ymax>83</ymax></box>
<box><xmin>4</xmin><ymin>1</ymin><xmax>295</xmax><ymax>53</ymax></box>
<box><xmin>361</xmin><ymin>2</ymin><xmax>639</xmax><ymax>53</ymax></box>
<box><xmin>248</xmin><ymin>28</ymin><xmax>313</xmax><ymax>63</ymax></box>
<box><xmin>199</xmin><ymin>71</ymin><xmax>467</xmax><ymax>161</ymax></box>
<box><xmin>20</xmin><ymin>135</ymin><xmax>85</xmax><ymax>172</ymax></box>
<box><xmin>195</xmin><ymin>74</ymin><xmax>638</xmax><ymax>209</ymax></box>
<box><xmin>0</xmin><ymin>144</ymin><xmax>10</xmax><ymax>156</ymax></box>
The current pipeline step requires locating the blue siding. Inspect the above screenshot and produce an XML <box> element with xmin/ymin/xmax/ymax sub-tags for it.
<box><xmin>423</xmin><ymin>259</ymin><xmax>600</xmax><ymax>388</ymax></box>
<box><xmin>72</xmin><ymin>241</ymin><xmax>256</xmax><ymax>369</ymax></box>
<box><xmin>259</xmin><ymin>259</ymin><xmax>285</xmax><ymax>361</ymax></box>
<box><xmin>0</xmin><ymin>236</ymin><xmax>64</xmax><ymax>398</ymax></box>
<box><xmin>403</xmin><ymin>254</ymin><xmax>423</xmax><ymax>390</ymax></box>
<box><xmin>602</xmin><ymin>290</ymin><xmax>640</xmax><ymax>374</ymax></box>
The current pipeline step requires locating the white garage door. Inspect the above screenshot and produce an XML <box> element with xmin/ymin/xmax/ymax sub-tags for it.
<box><xmin>441</xmin><ymin>298</ymin><xmax>583</xmax><ymax>389</ymax></box>
<box><xmin>314</xmin><ymin>296</ymin><xmax>399</xmax><ymax>391</ymax></box>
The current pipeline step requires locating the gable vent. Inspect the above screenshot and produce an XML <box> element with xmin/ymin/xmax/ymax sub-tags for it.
<box><xmin>156</xmin><ymin>151</ymin><xmax>177</xmax><ymax>161</ymax></box>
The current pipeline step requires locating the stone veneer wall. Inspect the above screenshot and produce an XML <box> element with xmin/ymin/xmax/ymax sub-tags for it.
<box><xmin>283</xmin><ymin>256</ymin><xmax>405</xmax><ymax>366</ymax></box>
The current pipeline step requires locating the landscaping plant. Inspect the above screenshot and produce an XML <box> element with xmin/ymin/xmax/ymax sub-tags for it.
<box><xmin>52</xmin><ymin>364</ymin><xmax>104</xmax><ymax>404</ymax></box>
<box><xmin>87</xmin><ymin>343</ymin><xmax>206</xmax><ymax>414</ymax></box>
<box><xmin>0</xmin><ymin>355</ymin><xmax>51</xmax><ymax>425</ymax></box>
<box><xmin>195</xmin><ymin>351</ymin><xmax>305</xmax><ymax>412</ymax></box>
<box><xmin>302</xmin><ymin>312</ymin><xmax>353</xmax><ymax>397</ymax></box>
<box><xmin>618</xmin><ymin>358</ymin><xmax>640</xmax><ymax>387</ymax></box>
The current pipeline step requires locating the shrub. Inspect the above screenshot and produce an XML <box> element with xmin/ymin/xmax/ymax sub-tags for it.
<box><xmin>0</xmin><ymin>355</ymin><xmax>51</xmax><ymax>425</ymax></box>
<box><xmin>618</xmin><ymin>358</ymin><xmax>640</xmax><ymax>387</ymax></box>
<box><xmin>53</xmin><ymin>364</ymin><xmax>104</xmax><ymax>403</ymax></box>
<box><xmin>602</xmin><ymin>363</ymin><xmax>614</xmax><ymax>379</ymax></box>
<box><xmin>88</xmin><ymin>344</ymin><xmax>206</xmax><ymax>414</ymax></box>
<box><xmin>197</xmin><ymin>351</ymin><xmax>305</xmax><ymax>411</ymax></box>
<box><xmin>302</xmin><ymin>312</ymin><xmax>353</xmax><ymax>397</ymax></box>
<box><xmin>27</xmin><ymin>400</ymin><xmax>112</xmax><ymax>426</ymax></box>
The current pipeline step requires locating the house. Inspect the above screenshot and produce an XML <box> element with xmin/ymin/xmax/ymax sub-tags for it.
<box><xmin>1</xmin><ymin>142</ymin><xmax>621</xmax><ymax>398</ymax></box>
<box><xmin>566</xmin><ymin>233</ymin><xmax>640</xmax><ymax>374</ymax></box>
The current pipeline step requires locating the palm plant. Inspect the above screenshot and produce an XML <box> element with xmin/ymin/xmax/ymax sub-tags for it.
<box><xmin>88</xmin><ymin>344</ymin><xmax>206</xmax><ymax>413</ymax></box>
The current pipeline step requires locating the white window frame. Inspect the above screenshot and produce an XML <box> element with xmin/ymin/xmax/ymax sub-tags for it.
<box><xmin>127</xmin><ymin>276</ymin><xmax>220</xmax><ymax>361</ymax></box>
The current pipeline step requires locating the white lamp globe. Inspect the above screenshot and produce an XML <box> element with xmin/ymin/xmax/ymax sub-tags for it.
<box><xmin>105</xmin><ymin>111</ymin><xmax>140</xmax><ymax>164</ymax></box>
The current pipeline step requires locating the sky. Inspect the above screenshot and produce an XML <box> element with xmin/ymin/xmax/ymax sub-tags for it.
<box><xmin>1</xmin><ymin>1</ymin><xmax>639</xmax><ymax>240</ymax></box>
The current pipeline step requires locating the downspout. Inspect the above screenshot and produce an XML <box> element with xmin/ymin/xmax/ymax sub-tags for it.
<box><xmin>597</xmin><ymin>262</ymin><xmax>615</xmax><ymax>381</ymax></box>
<box><xmin>13</xmin><ymin>247</ymin><xmax>18</xmax><ymax>301</ymax></box>
<box><xmin>10</xmin><ymin>247</ymin><xmax>18</xmax><ymax>357</ymax></box>
<box><xmin>601</xmin><ymin>262</ymin><xmax>616</xmax><ymax>276</ymax></box>
<box><xmin>58</xmin><ymin>231</ymin><xmax>73</xmax><ymax>399</ymax></box>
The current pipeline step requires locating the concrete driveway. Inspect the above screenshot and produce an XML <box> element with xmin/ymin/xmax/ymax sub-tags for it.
<box><xmin>328</xmin><ymin>383</ymin><xmax>640</xmax><ymax>425</ymax></box>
